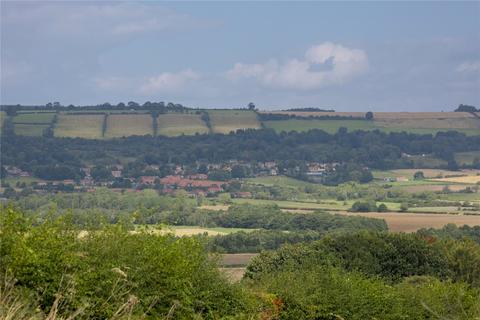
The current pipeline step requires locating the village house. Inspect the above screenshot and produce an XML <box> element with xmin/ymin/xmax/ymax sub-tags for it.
<box><xmin>187</xmin><ymin>174</ymin><xmax>208</xmax><ymax>180</ymax></box>
<box><xmin>111</xmin><ymin>170</ymin><xmax>122</xmax><ymax>178</ymax></box>
<box><xmin>140</xmin><ymin>176</ymin><xmax>158</xmax><ymax>185</ymax></box>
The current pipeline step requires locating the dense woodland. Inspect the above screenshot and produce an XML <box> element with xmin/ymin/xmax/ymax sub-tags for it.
<box><xmin>2</xmin><ymin>129</ymin><xmax>479</xmax><ymax>183</ymax></box>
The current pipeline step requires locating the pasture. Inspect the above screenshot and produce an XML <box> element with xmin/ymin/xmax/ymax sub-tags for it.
<box><xmin>0</xmin><ymin>111</ymin><xmax>5</xmax><ymax>131</ymax></box>
<box><xmin>263</xmin><ymin>119</ymin><xmax>376</xmax><ymax>134</ymax></box>
<box><xmin>12</xmin><ymin>113</ymin><xmax>55</xmax><ymax>124</ymax></box>
<box><xmin>13</xmin><ymin>124</ymin><xmax>49</xmax><ymax>136</ymax></box>
<box><xmin>104</xmin><ymin>114</ymin><xmax>153</xmax><ymax>138</ymax></box>
<box><xmin>157</xmin><ymin>113</ymin><xmax>209</xmax><ymax>136</ymax></box>
<box><xmin>54</xmin><ymin>114</ymin><xmax>104</xmax><ymax>139</ymax></box>
<box><xmin>261</xmin><ymin>111</ymin><xmax>480</xmax><ymax>135</ymax></box>
<box><xmin>455</xmin><ymin>151</ymin><xmax>480</xmax><ymax>165</ymax></box>
<box><xmin>208</xmin><ymin>110</ymin><xmax>261</xmax><ymax>134</ymax></box>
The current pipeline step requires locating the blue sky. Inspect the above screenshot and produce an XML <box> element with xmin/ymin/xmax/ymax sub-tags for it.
<box><xmin>1</xmin><ymin>1</ymin><xmax>479</xmax><ymax>111</ymax></box>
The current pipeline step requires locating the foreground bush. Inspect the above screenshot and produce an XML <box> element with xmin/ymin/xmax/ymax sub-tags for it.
<box><xmin>0</xmin><ymin>206</ymin><xmax>258</xmax><ymax>319</ymax></box>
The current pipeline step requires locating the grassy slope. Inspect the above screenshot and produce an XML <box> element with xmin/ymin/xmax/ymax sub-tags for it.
<box><xmin>12</xmin><ymin>113</ymin><xmax>55</xmax><ymax>124</ymax></box>
<box><xmin>13</xmin><ymin>124</ymin><xmax>49</xmax><ymax>136</ymax></box>
<box><xmin>263</xmin><ymin>119</ymin><xmax>480</xmax><ymax>135</ymax></box>
<box><xmin>104</xmin><ymin>114</ymin><xmax>153</xmax><ymax>138</ymax></box>
<box><xmin>54</xmin><ymin>114</ymin><xmax>104</xmax><ymax>139</ymax></box>
<box><xmin>157</xmin><ymin>113</ymin><xmax>209</xmax><ymax>136</ymax></box>
<box><xmin>208</xmin><ymin>110</ymin><xmax>261</xmax><ymax>134</ymax></box>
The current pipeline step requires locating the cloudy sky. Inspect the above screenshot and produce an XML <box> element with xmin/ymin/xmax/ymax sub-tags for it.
<box><xmin>1</xmin><ymin>1</ymin><xmax>479</xmax><ymax>111</ymax></box>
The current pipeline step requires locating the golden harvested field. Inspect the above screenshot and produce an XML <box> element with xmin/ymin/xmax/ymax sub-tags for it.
<box><xmin>157</xmin><ymin>113</ymin><xmax>209</xmax><ymax>136</ymax></box>
<box><xmin>336</xmin><ymin>211</ymin><xmax>480</xmax><ymax>232</ymax></box>
<box><xmin>54</xmin><ymin>115</ymin><xmax>104</xmax><ymax>139</ymax></box>
<box><xmin>208</xmin><ymin>110</ymin><xmax>261</xmax><ymax>134</ymax></box>
<box><xmin>105</xmin><ymin>114</ymin><xmax>153</xmax><ymax>138</ymax></box>
<box><xmin>430</xmin><ymin>175</ymin><xmax>480</xmax><ymax>184</ymax></box>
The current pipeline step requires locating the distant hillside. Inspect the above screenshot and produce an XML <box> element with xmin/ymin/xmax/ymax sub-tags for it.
<box><xmin>1</xmin><ymin>108</ymin><xmax>479</xmax><ymax>138</ymax></box>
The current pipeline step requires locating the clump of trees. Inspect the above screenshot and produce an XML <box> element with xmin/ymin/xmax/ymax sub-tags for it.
<box><xmin>454</xmin><ymin>104</ymin><xmax>479</xmax><ymax>112</ymax></box>
<box><xmin>349</xmin><ymin>200</ymin><xmax>388</xmax><ymax>212</ymax></box>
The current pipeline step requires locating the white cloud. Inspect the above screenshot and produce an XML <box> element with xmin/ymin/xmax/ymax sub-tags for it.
<box><xmin>456</xmin><ymin>61</ymin><xmax>480</xmax><ymax>73</ymax></box>
<box><xmin>139</xmin><ymin>70</ymin><xmax>200</xmax><ymax>94</ymax></box>
<box><xmin>227</xmin><ymin>42</ymin><xmax>368</xmax><ymax>90</ymax></box>
<box><xmin>94</xmin><ymin>76</ymin><xmax>133</xmax><ymax>91</ymax></box>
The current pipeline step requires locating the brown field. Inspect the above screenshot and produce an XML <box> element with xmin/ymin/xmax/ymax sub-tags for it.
<box><xmin>54</xmin><ymin>114</ymin><xmax>104</xmax><ymax>139</ymax></box>
<box><xmin>221</xmin><ymin>253</ymin><xmax>257</xmax><ymax>266</ymax></box>
<box><xmin>105</xmin><ymin>114</ymin><xmax>153</xmax><ymax>138</ymax></box>
<box><xmin>336</xmin><ymin>211</ymin><xmax>480</xmax><ymax>232</ymax></box>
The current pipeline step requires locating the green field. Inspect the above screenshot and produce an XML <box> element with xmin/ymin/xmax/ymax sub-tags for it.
<box><xmin>455</xmin><ymin>151</ymin><xmax>480</xmax><ymax>165</ymax></box>
<box><xmin>13</xmin><ymin>124</ymin><xmax>49</xmax><ymax>136</ymax></box>
<box><xmin>104</xmin><ymin>114</ymin><xmax>153</xmax><ymax>138</ymax></box>
<box><xmin>208</xmin><ymin>110</ymin><xmax>261</xmax><ymax>134</ymax></box>
<box><xmin>0</xmin><ymin>111</ymin><xmax>5</xmax><ymax>132</ymax></box>
<box><xmin>54</xmin><ymin>114</ymin><xmax>104</xmax><ymax>139</ymax></box>
<box><xmin>264</xmin><ymin>119</ymin><xmax>376</xmax><ymax>133</ymax></box>
<box><xmin>12</xmin><ymin>113</ymin><xmax>55</xmax><ymax>124</ymax></box>
<box><xmin>157</xmin><ymin>113</ymin><xmax>209</xmax><ymax>136</ymax></box>
<box><xmin>264</xmin><ymin>119</ymin><xmax>480</xmax><ymax>135</ymax></box>
<box><xmin>246</xmin><ymin>175</ymin><xmax>318</xmax><ymax>188</ymax></box>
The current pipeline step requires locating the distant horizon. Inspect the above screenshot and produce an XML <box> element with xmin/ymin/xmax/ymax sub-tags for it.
<box><xmin>0</xmin><ymin>102</ymin><xmax>471</xmax><ymax>113</ymax></box>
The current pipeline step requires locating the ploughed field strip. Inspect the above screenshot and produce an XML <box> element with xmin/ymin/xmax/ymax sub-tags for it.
<box><xmin>208</xmin><ymin>110</ymin><xmax>261</xmax><ymax>134</ymax></box>
<box><xmin>157</xmin><ymin>113</ymin><xmax>209</xmax><ymax>136</ymax></box>
<box><xmin>104</xmin><ymin>114</ymin><xmax>154</xmax><ymax>138</ymax></box>
<box><xmin>54</xmin><ymin>114</ymin><xmax>104</xmax><ymax>139</ymax></box>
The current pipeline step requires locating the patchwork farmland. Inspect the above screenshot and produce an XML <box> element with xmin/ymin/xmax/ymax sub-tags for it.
<box><xmin>2</xmin><ymin>109</ymin><xmax>479</xmax><ymax>138</ymax></box>
<box><xmin>157</xmin><ymin>113</ymin><xmax>209</xmax><ymax>136</ymax></box>
<box><xmin>208</xmin><ymin>110</ymin><xmax>261</xmax><ymax>134</ymax></box>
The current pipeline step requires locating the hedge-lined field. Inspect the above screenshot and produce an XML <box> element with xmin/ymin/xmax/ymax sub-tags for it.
<box><xmin>104</xmin><ymin>114</ymin><xmax>153</xmax><ymax>138</ymax></box>
<box><xmin>54</xmin><ymin>114</ymin><xmax>104</xmax><ymax>139</ymax></box>
<box><xmin>157</xmin><ymin>113</ymin><xmax>209</xmax><ymax>136</ymax></box>
<box><xmin>208</xmin><ymin>110</ymin><xmax>261</xmax><ymax>134</ymax></box>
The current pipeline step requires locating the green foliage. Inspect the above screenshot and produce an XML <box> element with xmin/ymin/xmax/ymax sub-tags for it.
<box><xmin>0</xmin><ymin>206</ymin><xmax>258</xmax><ymax>318</ymax></box>
<box><xmin>250</xmin><ymin>266</ymin><xmax>480</xmax><ymax>320</ymax></box>
<box><xmin>246</xmin><ymin>232</ymin><xmax>480</xmax><ymax>285</ymax></box>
